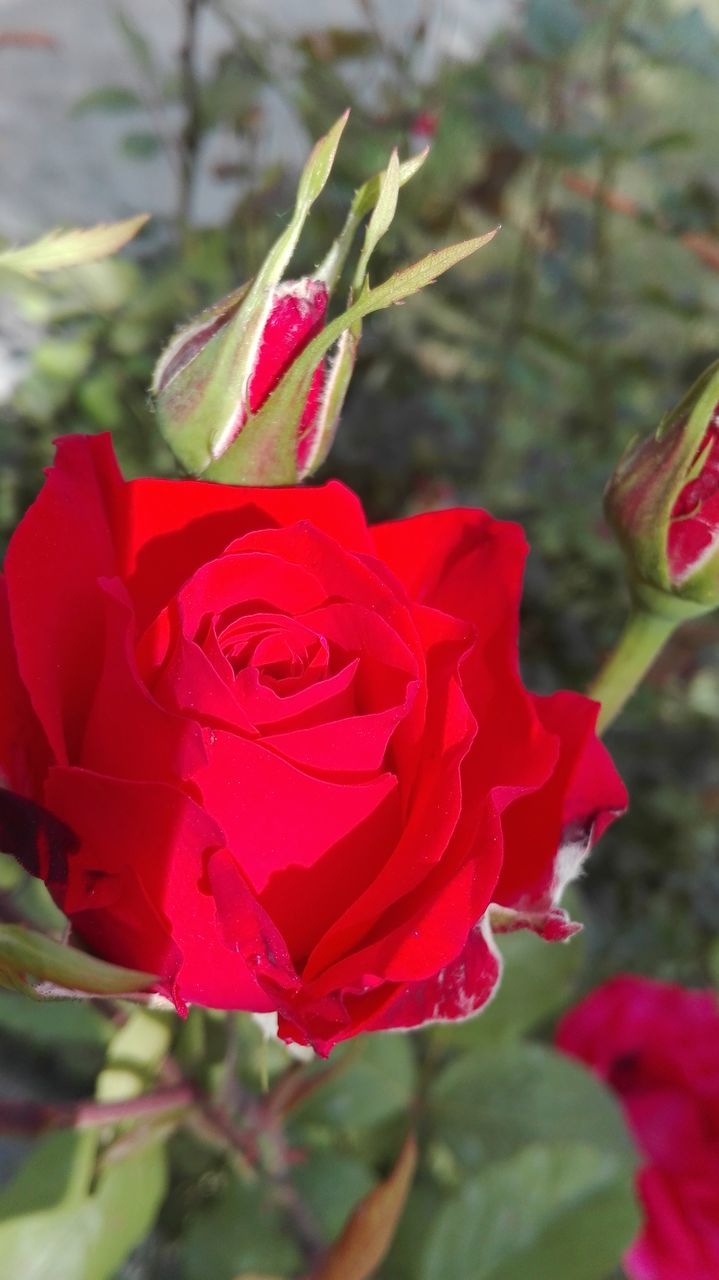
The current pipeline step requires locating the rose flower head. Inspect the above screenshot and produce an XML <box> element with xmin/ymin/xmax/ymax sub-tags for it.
<box><xmin>1</xmin><ymin>435</ymin><xmax>625</xmax><ymax>1052</ymax></box>
<box><xmin>153</xmin><ymin>114</ymin><xmax>442</xmax><ymax>487</ymax></box>
<box><xmin>605</xmin><ymin>360</ymin><xmax>719</xmax><ymax>619</ymax></box>
<box><xmin>557</xmin><ymin>976</ymin><xmax>719</xmax><ymax>1280</ymax></box>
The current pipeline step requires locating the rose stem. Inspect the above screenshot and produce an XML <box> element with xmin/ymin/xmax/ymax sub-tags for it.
<box><xmin>588</xmin><ymin>607</ymin><xmax>677</xmax><ymax>734</ymax></box>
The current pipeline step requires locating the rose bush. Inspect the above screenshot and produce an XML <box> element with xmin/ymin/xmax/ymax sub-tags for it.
<box><xmin>0</xmin><ymin>434</ymin><xmax>625</xmax><ymax>1052</ymax></box>
<box><xmin>556</xmin><ymin>975</ymin><xmax>719</xmax><ymax>1280</ymax></box>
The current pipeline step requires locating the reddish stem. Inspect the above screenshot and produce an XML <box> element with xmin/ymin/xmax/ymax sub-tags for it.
<box><xmin>0</xmin><ymin>1084</ymin><xmax>194</xmax><ymax>1135</ymax></box>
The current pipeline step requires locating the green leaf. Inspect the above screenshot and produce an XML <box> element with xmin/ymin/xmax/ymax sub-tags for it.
<box><xmin>524</xmin><ymin>0</ymin><xmax>586</xmax><ymax>60</ymax></box>
<box><xmin>0</xmin><ymin>1132</ymin><xmax>167</xmax><ymax>1280</ymax></box>
<box><xmin>312</xmin><ymin>1134</ymin><xmax>417</xmax><ymax>1280</ymax></box>
<box><xmin>115</xmin><ymin>9</ymin><xmax>156</xmax><ymax>75</ymax></box>
<box><xmin>0</xmin><ymin>1131</ymin><xmax>97</xmax><ymax>1219</ymax></box>
<box><xmin>180</xmin><ymin>1180</ymin><xmax>301</xmax><ymax>1280</ymax></box>
<box><xmin>419</xmin><ymin>1143</ymin><xmax>639</xmax><ymax>1280</ymax></box>
<box><xmin>96</xmin><ymin>1007</ymin><xmax>173</xmax><ymax>1102</ymax></box>
<box><xmin>291</xmin><ymin>1034</ymin><xmax>417</xmax><ymax>1135</ymax></box>
<box><xmin>427</xmin><ymin>1042</ymin><xmax>635</xmax><ymax>1170</ymax></box>
<box><xmin>72</xmin><ymin>86</ymin><xmax>144</xmax><ymax>115</ymax></box>
<box><xmin>0</xmin><ymin>924</ymin><xmax>156</xmax><ymax>996</ymax></box>
<box><xmin>33</xmin><ymin>336</ymin><xmax>93</xmax><ymax>383</ymax></box>
<box><xmin>0</xmin><ymin>991</ymin><xmax>111</xmax><ymax>1050</ymax></box>
<box><xmin>121</xmin><ymin>131</ymin><xmax>162</xmax><ymax>160</ymax></box>
<box><xmin>0</xmin><ymin>214</ymin><xmax>149</xmax><ymax>277</ymax></box>
<box><xmin>628</xmin><ymin>9</ymin><xmax>719</xmax><ymax>78</ymax></box>
<box><xmin>292</xmin><ymin>1153</ymin><xmax>376</xmax><ymax>1239</ymax></box>
<box><xmin>317</xmin><ymin>148</ymin><xmax>428</xmax><ymax>292</ymax></box>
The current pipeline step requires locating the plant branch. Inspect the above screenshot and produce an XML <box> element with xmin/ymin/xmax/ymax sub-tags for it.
<box><xmin>178</xmin><ymin>0</ymin><xmax>204</xmax><ymax>236</ymax></box>
<box><xmin>0</xmin><ymin>1084</ymin><xmax>194</xmax><ymax>1136</ymax></box>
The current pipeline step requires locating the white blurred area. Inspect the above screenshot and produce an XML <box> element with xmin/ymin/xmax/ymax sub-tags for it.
<box><xmin>0</xmin><ymin>0</ymin><xmax>515</xmax><ymax>398</ymax></box>
<box><xmin>0</xmin><ymin>0</ymin><xmax>514</xmax><ymax>237</ymax></box>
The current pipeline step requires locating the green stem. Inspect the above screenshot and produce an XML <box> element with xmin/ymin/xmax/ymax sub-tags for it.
<box><xmin>588</xmin><ymin>607</ymin><xmax>677</xmax><ymax>734</ymax></box>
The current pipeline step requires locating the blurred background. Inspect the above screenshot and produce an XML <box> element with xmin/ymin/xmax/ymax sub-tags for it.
<box><xmin>1</xmin><ymin>1</ymin><xmax>719</xmax><ymax>1274</ymax></box>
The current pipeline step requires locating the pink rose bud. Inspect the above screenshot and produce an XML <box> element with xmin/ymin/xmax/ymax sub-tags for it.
<box><xmin>153</xmin><ymin>275</ymin><xmax>330</xmax><ymax>481</ymax></box>
<box><xmin>605</xmin><ymin>360</ymin><xmax>719</xmax><ymax>618</ymax></box>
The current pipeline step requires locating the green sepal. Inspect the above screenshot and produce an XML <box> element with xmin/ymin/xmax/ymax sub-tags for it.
<box><xmin>204</xmin><ymin>228</ymin><xmax>498</xmax><ymax>485</ymax></box>
<box><xmin>317</xmin><ymin>147</ymin><xmax>428</xmax><ymax>293</ymax></box>
<box><xmin>153</xmin><ymin>113</ymin><xmax>349</xmax><ymax>474</ymax></box>
<box><xmin>0</xmin><ymin>923</ymin><xmax>156</xmax><ymax>997</ymax></box>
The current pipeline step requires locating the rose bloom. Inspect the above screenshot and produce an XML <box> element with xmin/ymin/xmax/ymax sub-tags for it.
<box><xmin>0</xmin><ymin>435</ymin><xmax>625</xmax><ymax>1053</ymax></box>
<box><xmin>556</xmin><ymin>975</ymin><xmax>719</xmax><ymax>1280</ymax></box>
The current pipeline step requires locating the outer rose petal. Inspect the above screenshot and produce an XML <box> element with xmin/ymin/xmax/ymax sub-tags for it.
<box><xmin>359</xmin><ymin>917</ymin><xmax>502</xmax><ymax>1033</ymax></box>
<box><xmin>0</xmin><ymin>577</ymin><xmax>50</xmax><ymax>795</ymax></box>
<box><xmin>44</xmin><ymin>768</ymin><xmax>275</xmax><ymax>1011</ymax></box>
<box><xmin>123</xmin><ymin>474</ymin><xmax>373</xmax><ymax>627</ymax></box>
<box><xmin>373</xmin><ymin>507</ymin><xmax>560</xmax><ymax>810</ymax></box>
<box><xmin>494</xmin><ymin>691</ymin><xmax>627</xmax><ymax>936</ymax></box>
<box><xmin>4</xmin><ymin>435</ymin><xmax>124</xmax><ymax>762</ymax></box>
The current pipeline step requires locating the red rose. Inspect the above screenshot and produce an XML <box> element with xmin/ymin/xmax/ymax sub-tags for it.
<box><xmin>556</xmin><ymin>976</ymin><xmax>719</xmax><ymax>1280</ymax></box>
<box><xmin>0</xmin><ymin>435</ymin><xmax>625</xmax><ymax>1053</ymax></box>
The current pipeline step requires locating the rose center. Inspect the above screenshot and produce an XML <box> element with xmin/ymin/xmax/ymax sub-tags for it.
<box><xmin>214</xmin><ymin>609</ymin><xmax>330</xmax><ymax>692</ymax></box>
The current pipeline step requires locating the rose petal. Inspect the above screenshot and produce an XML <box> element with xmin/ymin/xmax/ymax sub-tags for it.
<box><xmin>263</xmin><ymin>684</ymin><xmax>419</xmax><ymax>776</ymax></box>
<box><xmin>194</xmin><ymin>729</ymin><xmax>398</xmax><ymax>894</ymax></box>
<box><xmin>44</xmin><ymin>766</ymin><xmax>272</xmax><ymax>1010</ymax></box>
<box><xmin>495</xmin><ymin>691</ymin><xmax>627</xmax><ymax>920</ymax></box>
<box><xmin>362</xmin><ymin>915</ymin><xmax>502</xmax><ymax>1032</ymax></box>
<box><xmin>124</xmin><ymin>476</ymin><xmax>372</xmax><ymax>628</ymax></box>
<box><xmin>4</xmin><ymin>434</ymin><xmax>123</xmax><ymax>762</ymax></box>
<box><xmin>301</xmin><ymin>631</ymin><xmax>476</xmax><ymax>982</ymax></box>
<box><xmin>80</xmin><ymin>578</ymin><xmax>206</xmax><ymax>783</ymax></box>
<box><xmin>0</xmin><ymin>576</ymin><xmax>50</xmax><ymax>795</ymax></box>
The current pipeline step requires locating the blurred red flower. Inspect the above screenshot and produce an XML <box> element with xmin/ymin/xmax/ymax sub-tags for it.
<box><xmin>556</xmin><ymin>975</ymin><xmax>719</xmax><ymax>1280</ymax></box>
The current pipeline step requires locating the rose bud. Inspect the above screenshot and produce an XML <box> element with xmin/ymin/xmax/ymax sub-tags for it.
<box><xmin>153</xmin><ymin>117</ymin><xmax>493</xmax><ymax>487</ymax></box>
<box><xmin>605</xmin><ymin>360</ymin><xmax>719</xmax><ymax>618</ymax></box>
<box><xmin>1</xmin><ymin>434</ymin><xmax>625</xmax><ymax>1052</ymax></box>
<box><xmin>557</xmin><ymin>976</ymin><xmax>719</xmax><ymax>1280</ymax></box>
<box><xmin>153</xmin><ymin>274</ymin><xmax>331</xmax><ymax>482</ymax></box>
